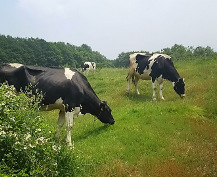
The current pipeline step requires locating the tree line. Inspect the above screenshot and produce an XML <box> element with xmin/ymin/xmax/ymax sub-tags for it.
<box><xmin>1</xmin><ymin>35</ymin><xmax>216</xmax><ymax>68</ymax></box>
<box><xmin>0</xmin><ymin>35</ymin><xmax>113</xmax><ymax>68</ymax></box>
<box><xmin>114</xmin><ymin>44</ymin><xmax>217</xmax><ymax>67</ymax></box>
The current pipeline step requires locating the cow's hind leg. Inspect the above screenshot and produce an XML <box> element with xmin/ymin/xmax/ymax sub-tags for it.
<box><xmin>134</xmin><ymin>76</ymin><xmax>140</xmax><ymax>95</ymax></box>
<box><xmin>126</xmin><ymin>73</ymin><xmax>131</xmax><ymax>93</ymax></box>
<box><xmin>65</xmin><ymin>111</ymin><xmax>74</xmax><ymax>147</ymax></box>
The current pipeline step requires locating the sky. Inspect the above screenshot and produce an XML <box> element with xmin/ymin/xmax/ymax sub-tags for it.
<box><xmin>0</xmin><ymin>0</ymin><xmax>217</xmax><ymax>59</ymax></box>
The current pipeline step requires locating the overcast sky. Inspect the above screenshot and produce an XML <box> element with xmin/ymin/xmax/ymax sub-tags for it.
<box><xmin>1</xmin><ymin>0</ymin><xmax>217</xmax><ymax>59</ymax></box>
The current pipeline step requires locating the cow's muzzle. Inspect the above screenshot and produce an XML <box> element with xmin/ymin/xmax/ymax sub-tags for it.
<box><xmin>180</xmin><ymin>94</ymin><xmax>185</xmax><ymax>99</ymax></box>
<box><xmin>110</xmin><ymin>120</ymin><xmax>115</xmax><ymax>125</ymax></box>
<box><xmin>108</xmin><ymin>119</ymin><xmax>115</xmax><ymax>125</ymax></box>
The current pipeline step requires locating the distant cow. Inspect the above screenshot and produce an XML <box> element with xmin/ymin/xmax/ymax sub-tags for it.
<box><xmin>0</xmin><ymin>63</ymin><xmax>115</xmax><ymax>146</ymax></box>
<box><xmin>82</xmin><ymin>62</ymin><xmax>96</xmax><ymax>72</ymax></box>
<box><xmin>126</xmin><ymin>53</ymin><xmax>185</xmax><ymax>100</ymax></box>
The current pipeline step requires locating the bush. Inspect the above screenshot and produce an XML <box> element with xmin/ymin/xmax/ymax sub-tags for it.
<box><xmin>0</xmin><ymin>83</ymin><xmax>75</xmax><ymax>176</ymax></box>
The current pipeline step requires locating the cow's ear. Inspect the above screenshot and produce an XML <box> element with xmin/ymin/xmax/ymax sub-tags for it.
<box><xmin>178</xmin><ymin>78</ymin><xmax>183</xmax><ymax>83</ymax></box>
<box><xmin>100</xmin><ymin>101</ymin><xmax>107</xmax><ymax>111</ymax></box>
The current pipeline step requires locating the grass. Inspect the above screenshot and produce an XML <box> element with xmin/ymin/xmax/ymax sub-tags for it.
<box><xmin>41</xmin><ymin>59</ymin><xmax>217</xmax><ymax>177</ymax></box>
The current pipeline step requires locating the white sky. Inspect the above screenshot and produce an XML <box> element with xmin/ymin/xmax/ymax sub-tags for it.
<box><xmin>1</xmin><ymin>0</ymin><xmax>217</xmax><ymax>59</ymax></box>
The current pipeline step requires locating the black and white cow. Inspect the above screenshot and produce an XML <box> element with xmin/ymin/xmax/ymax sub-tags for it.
<box><xmin>0</xmin><ymin>63</ymin><xmax>115</xmax><ymax>146</ymax></box>
<box><xmin>126</xmin><ymin>53</ymin><xmax>185</xmax><ymax>100</ymax></box>
<box><xmin>82</xmin><ymin>62</ymin><xmax>96</xmax><ymax>72</ymax></box>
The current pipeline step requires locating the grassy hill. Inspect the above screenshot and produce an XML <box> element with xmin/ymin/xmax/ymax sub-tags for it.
<box><xmin>41</xmin><ymin>59</ymin><xmax>217</xmax><ymax>177</ymax></box>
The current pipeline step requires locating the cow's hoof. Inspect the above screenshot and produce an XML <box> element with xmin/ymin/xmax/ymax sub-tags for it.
<box><xmin>160</xmin><ymin>97</ymin><xmax>165</xmax><ymax>101</ymax></box>
<box><xmin>68</xmin><ymin>141</ymin><xmax>74</xmax><ymax>150</ymax></box>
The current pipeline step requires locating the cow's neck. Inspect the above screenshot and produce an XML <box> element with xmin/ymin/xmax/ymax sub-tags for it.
<box><xmin>81</xmin><ymin>91</ymin><xmax>101</xmax><ymax>117</ymax></box>
<box><xmin>162</xmin><ymin>66</ymin><xmax>181</xmax><ymax>83</ymax></box>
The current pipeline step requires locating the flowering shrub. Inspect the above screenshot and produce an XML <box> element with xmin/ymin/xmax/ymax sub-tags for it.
<box><xmin>0</xmin><ymin>83</ymin><xmax>75</xmax><ymax>176</ymax></box>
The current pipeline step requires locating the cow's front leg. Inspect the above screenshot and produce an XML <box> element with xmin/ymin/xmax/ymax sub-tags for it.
<box><xmin>65</xmin><ymin>112</ymin><xmax>74</xmax><ymax>147</ymax></box>
<box><xmin>159</xmin><ymin>81</ymin><xmax>165</xmax><ymax>100</ymax></box>
<box><xmin>56</xmin><ymin>111</ymin><xmax>65</xmax><ymax>139</ymax></box>
<box><xmin>152</xmin><ymin>80</ymin><xmax>157</xmax><ymax>101</ymax></box>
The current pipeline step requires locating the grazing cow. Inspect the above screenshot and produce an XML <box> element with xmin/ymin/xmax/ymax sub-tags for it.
<box><xmin>126</xmin><ymin>53</ymin><xmax>185</xmax><ymax>100</ymax></box>
<box><xmin>0</xmin><ymin>63</ymin><xmax>115</xmax><ymax>146</ymax></box>
<box><xmin>82</xmin><ymin>62</ymin><xmax>96</xmax><ymax>72</ymax></box>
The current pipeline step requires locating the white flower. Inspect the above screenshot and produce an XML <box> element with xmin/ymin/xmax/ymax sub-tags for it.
<box><xmin>36</xmin><ymin>137</ymin><xmax>49</xmax><ymax>145</ymax></box>
<box><xmin>53</xmin><ymin>163</ymin><xmax>57</xmax><ymax>166</ymax></box>
<box><xmin>1</xmin><ymin>102</ymin><xmax>5</xmax><ymax>106</ymax></box>
<box><xmin>9</xmin><ymin>117</ymin><xmax>15</xmax><ymax>122</ymax></box>
<box><xmin>15</xmin><ymin>141</ymin><xmax>20</xmax><ymax>145</ymax></box>
<box><xmin>0</xmin><ymin>131</ymin><xmax>6</xmax><ymax>136</ymax></box>
<box><xmin>29</xmin><ymin>144</ymin><xmax>36</xmax><ymax>148</ymax></box>
<box><xmin>52</xmin><ymin>145</ymin><xmax>61</xmax><ymax>151</ymax></box>
<box><xmin>25</xmin><ymin>133</ymin><xmax>31</xmax><ymax>141</ymax></box>
<box><xmin>36</xmin><ymin>128</ymin><xmax>41</xmax><ymax>133</ymax></box>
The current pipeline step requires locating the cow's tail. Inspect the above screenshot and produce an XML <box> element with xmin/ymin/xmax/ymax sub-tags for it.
<box><xmin>126</xmin><ymin>73</ymin><xmax>135</xmax><ymax>85</ymax></box>
<box><xmin>132</xmin><ymin>74</ymin><xmax>135</xmax><ymax>85</ymax></box>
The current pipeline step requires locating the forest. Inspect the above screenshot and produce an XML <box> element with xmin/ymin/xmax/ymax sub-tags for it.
<box><xmin>0</xmin><ymin>34</ymin><xmax>217</xmax><ymax>68</ymax></box>
<box><xmin>0</xmin><ymin>35</ymin><xmax>112</xmax><ymax>68</ymax></box>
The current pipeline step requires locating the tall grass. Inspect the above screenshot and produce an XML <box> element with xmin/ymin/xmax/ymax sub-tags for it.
<box><xmin>21</xmin><ymin>59</ymin><xmax>217</xmax><ymax>176</ymax></box>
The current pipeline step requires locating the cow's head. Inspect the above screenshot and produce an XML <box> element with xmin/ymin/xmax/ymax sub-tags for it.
<box><xmin>173</xmin><ymin>78</ymin><xmax>185</xmax><ymax>98</ymax></box>
<box><xmin>82</xmin><ymin>64</ymin><xmax>89</xmax><ymax>72</ymax></box>
<box><xmin>98</xmin><ymin>101</ymin><xmax>115</xmax><ymax>125</ymax></box>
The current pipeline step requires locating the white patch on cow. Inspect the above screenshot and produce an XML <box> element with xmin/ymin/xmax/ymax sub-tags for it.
<box><xmin>152</xmin><ymin>53</ymin><xmax>171</xmax><ymax>59</ymax></box>
<box><xmin>64</xmin><ymin>68</ymin><xmax>75</xmax><ymax>80</ymax></box>
<box><xmin>138</xmin><ymin>55</ymin><xmax>156</xmax><ymax>80</ymax></box>
<box><xmin>55</xmin><ymin>97</ymin><xmax>64</xmax><ymax>105</ymax></box>
<box><xmin>9</xmin><ymin>63</ymin><xmax>23</xmax><ymax>68</ymax></box>
<box><xmin>160</xmin><ymin>54</ymin><xmax>171</xmax><ymax>59</ymax></box>
<box><xmin>73</xmin><ymin>107</ymin><xmax>81</xmax><ymax>118</ymax></box>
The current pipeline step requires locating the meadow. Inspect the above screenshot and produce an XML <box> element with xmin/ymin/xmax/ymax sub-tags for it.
<box><xmin>41</xmin><ymin>59</ymin><xmax>217</xmax><ymax>177</ymax></box>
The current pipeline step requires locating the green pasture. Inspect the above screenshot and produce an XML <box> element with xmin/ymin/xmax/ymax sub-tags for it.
<box><xmin>42</xmin><ymin>59</ymin><xmax>217</xmax><ymax>177</ymax></box>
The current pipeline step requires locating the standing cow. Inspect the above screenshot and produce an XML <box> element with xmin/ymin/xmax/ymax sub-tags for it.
<box><xmin>82</xmin><ymin>62</ymin><xmax>96</xmax><ymax>72</ymax></box>
<box><xmin>126</xmin><ymin>53</ymin><xmax>185</xmax><ymax>100</ymax></box>
<box><xmin>0</xmin><ymin>63</ymin><xmax>115</xmax><ymax>146</ymax></box>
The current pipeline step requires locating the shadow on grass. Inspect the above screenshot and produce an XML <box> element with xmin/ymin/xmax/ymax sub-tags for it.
<box><xmin>73</xmin><ymin>124</ymin><xmax>111</xmax><ymax>141</ymax></box>
<box><xmin>124</xmin><ymin>92</ymin><xmax>152</xmax><ymax>102</ymax></box>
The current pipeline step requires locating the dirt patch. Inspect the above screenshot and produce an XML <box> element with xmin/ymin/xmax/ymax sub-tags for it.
<box><xmin>94</xmin><ymin>159</ymin><xmax>189</xmax><ymax>177</ymax></box>
<box><xmin>151</xmin><ymin>160</ymin><xmax>188</xmax><ymax>177</ymax></box>
<box><xmin>172</xmin><ymin>118</ymin><xmax>217</xmax><ymax>176</ymax></box>
<box><xmin>94</xmin><ymin>160</ymin><xmax>142</xmax><ymax>177</ymax></box>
